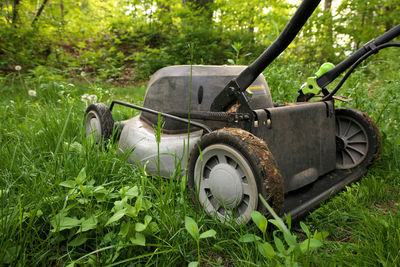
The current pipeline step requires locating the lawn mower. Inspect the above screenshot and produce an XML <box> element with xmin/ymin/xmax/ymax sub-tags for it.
<box><xmin>85</xmin><ymin>0</ymin><xmax>400</xmax><ymax>224</ymax></box>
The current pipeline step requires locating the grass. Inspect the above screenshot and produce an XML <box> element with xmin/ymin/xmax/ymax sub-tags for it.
<box><xmin>0</xmin><ymin>55</ymin><xmax>399</xmax><ymax>265</ymax></box>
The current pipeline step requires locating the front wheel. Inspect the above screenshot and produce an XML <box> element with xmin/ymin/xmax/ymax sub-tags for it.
<box><xmin>335</xmin><ymin>108</ymin><xmax>381</xmax><ymax>169</ymax></box>
<box><xmin>188</xmin><ymin>128</ymin><xmax>283</xmax><ymax>224</ymax></box>
<box><xmin>85</xmin><ymin>103</ymin><xmax>114</xmax><ymax>143</ymax></box>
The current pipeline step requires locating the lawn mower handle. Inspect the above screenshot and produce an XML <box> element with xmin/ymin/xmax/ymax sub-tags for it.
<box><xmin>211</xmin><ymin>0</ymin><xmax>321</xmax><ymax>111</ymax></box>
<box><xmin>235</xmin><ymin>0</ymin><xmax>321</xmax><ymax>91</ymax></box>
<box><xmin>317</xmin><ymin>24</ymin><xmax>400</xmax><ymax>88</ymax></box>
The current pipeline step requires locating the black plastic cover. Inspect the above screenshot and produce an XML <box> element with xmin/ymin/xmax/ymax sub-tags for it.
<box><xmin>252</xmin><ymin>101</ymin><xmax>336</xmax><ymax>192</ymax></box>
<box><xmin>141</xmin><ymin>65</ymin><xmax>273</xmax><ymax>132</ymax></box>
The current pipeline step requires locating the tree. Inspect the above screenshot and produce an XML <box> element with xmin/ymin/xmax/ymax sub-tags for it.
<box><xmin>32</xmin><ymin>0</ymin><xmax>50</xmax><ymax>26</ymax></box>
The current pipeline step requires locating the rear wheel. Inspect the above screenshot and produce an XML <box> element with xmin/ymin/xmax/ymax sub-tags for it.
<box><xmin>188</xmin><ymin>128</ymin><xmax>283</xmax><ymax>224</ymax></box>
<box><xmin>85</xmin><ymin>103</ymin><xmax>114</xmax><ymax>143</ymax></box>
<box><xmin>335</xmin><ymin>108</ymin><xmax>381</xmax><ymax>169</ymax></box>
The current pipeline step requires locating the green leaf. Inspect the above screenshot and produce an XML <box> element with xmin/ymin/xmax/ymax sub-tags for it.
<box><xmin>130</xmin><ymin>232</ymin><xmax>146</xmax><ymax>246</ymax></box>
<box><xmin>135</xmin><ymin>222</ymin><xmax>147</xmax><ymax>232</ymax></box>
<box><xmin>300</xmin><ymin>221</ymin><xmax>311</xmax><ymax>237</ymax></box>
<box><xmin>185</xmin><ymin>216</ymin><xmax>199</xmax><ymax>240</ymax></box>
<box><xmin>268</xmin><ymin>219</ymin><xmax>283</xmax><ymax>232</ymax></box>
<box><xmin>283</xmin><ymin>231</ymin><xmax>297</xmax><ymax>248</ymax></box>
<box><xmin>188</xmin><ymin>262</ymin><xmax>199</xmax><ymax>267</ymax></box>
<box><xmin>148</xmin><ymin>222</ymin><xmax>160</xmax><ymax>233</ymax></box>
<box><xmin>251</xmin><ymin>210</ymin><xmax>268</xmax><ymax>234</ymax></box>
<box><xmin>274</xmin><ymin>234</ymin><xmax>286</xmax><ymax>254</ymax></box>
<box><xmin>126</xmin><ymin>186</ymin><xmax>139</xmax><ymax>199</ymax></box>
<box><xmin>119</xmin><ymin>186</ymin><xmax>139</xmax><ymax>199</ymax></box>
<box><xmin>142</xmin><ymin>198</ymin><xmax>153</xmax><ymax>210</ymax></box>
<box><xmin>227</xmin><ymin>59</ymin><xmax>235</xmax><ymax>65</ymax></box>
<box><xmin>135</xmin><ymin>215</ymin><xmax>152</xmax><ymax>232</ymax></box>
<box><xmin>68</xmin><ymin>234</ymin><xmax>88</xmax><ymax>247</ymax></box>
<box><xmin>134</xmin><ymin>196</ymin><xmax>143</xmax><ymax>214</ymax></box>
<box><xmin>285</xmin><ymin>213</ymin><xmax>292</xmax><ymax>230</ymax></box>
<box><xmin>144</xmin><ymin>215</ymin><xmax>152</xmax><ymax>225</ymax></box>
<box><xmin>105</xmin><ymin>209</ymin><xmax>126</xmax><ymax>226</ymax></box>
<box><xmin>79</xmin><ymin>216</ymin><xmax>97</xmax><ymax>233</ymax></box>
<box><xmin>119</xmin><ymin>221</ymin><xmax>130</xmax><ymax>238</ymax></box>
<box><xmin>50</xmin><ymin>214</ymin><xmax>81</xmax><ymax>232</ymax></box>
<box><xmin>259</xmin><ymin>195</ymin><xmax>292</xmax><ymax>238</ymax></box>
<box><xmin>257</xmin><ymin>242</ymin><xmax>275</xmax><ymax>259</ymax></box>
<box><xmin>313</xmin><ymin>231</ymin><xmax>329</xmax><ymax>241</ymax></box>
<box><xmin>59</xmin><ymin>180</ymin><xmax>76</xmax><ymax>188</ymax></box>
<box><xmin>113</xmin><ymin>197</ymin><xmax>128</xmax><ymax>211</ymax></box>
<box><xmin>125</xmin><ymin>203</ymin><xmax>138</xmax><ymax>218</ymax></box>
<box><xmin>75</xmin><ymin>167</ymin><xmax>87</xmax><ymax>184</ymax></box>
<box><xmin>238</xmin><ymin>233</ymin><xmax>261</xmax><ymax>243</ymax></box>
<box><xmin>93</xmin><ymin>186</ymin><xmax>109</xmax><ymax>202</ymax></box>
<box><xmin>199</xmin><ymin>229</ymin><xmax>216</xmax><ymax>239</ymax></box>
<box><xmin>300</xmin><ymin>238</ymin><xmax>323</xmax><ymax>253</ymax></box>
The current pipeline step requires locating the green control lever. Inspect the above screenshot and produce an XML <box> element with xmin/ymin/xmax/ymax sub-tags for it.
<box><xmin>298</xmin><ymin>62</ymin><xmax>335</xmax><ymax>100</ymax></box>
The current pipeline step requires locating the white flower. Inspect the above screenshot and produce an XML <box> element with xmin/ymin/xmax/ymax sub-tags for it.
<box><xmin>87</xmin><ymin>94</ymin><xmax>98</xmax><ymax>103</ymax></box>
<box><xmin>80</xmin><ymin>71</ymin><xmax>86</xmax><ymax>77</ymax></box>
<box><xmin>81</xmin><ymin>93</ymin><xmax>97</xmax><ymax>104</ymax></box>
<box><xmin>15</xmin><ymin>65</ymin><xmax>21</xmax><ymax>71</ymax></box>
<box><xmin>81</xmin><ymin>94</ymin><xmax>89</xmax><ymax>103</ymax></box>
<box><xmin>28</xmin><ymin>90</ymin><xmax>37</xmax><ymax>97</ymax></box>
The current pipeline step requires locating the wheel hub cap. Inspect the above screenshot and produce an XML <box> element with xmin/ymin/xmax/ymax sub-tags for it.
<box><xmin>209</xmin><ymin>163</ymin><xmax>243</xmax><ymax>208</ymax></box>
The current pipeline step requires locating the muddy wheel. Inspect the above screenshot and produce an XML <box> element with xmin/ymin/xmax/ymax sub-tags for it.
<box><xmin>188</xmin><ymin>128</ymin><xmax>284</xmax><ymax>224</ymax></box>
<box><xmin>335</xmin><ymin>108</ymin><xmax>381</xmax><ymax>169</ymax></box>
<box><xmin>85</xmin><ymin>103</ymin><xmax>114</xmax><ymax>143</ymax></box>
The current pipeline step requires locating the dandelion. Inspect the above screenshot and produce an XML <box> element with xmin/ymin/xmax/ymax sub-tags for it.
<box><xmin>28</xmin><ymin>90</ymin><xmax>37</xmax><ymax>97</ymax></box>
<box><xmin>81</xmin><ymin>93</ymin><xmax>98</xmax><ymax>105</ymax></box>
<box><xmin>81</xmin><ymin>93</ymin><xmax>89</xmax><ymax>103</ymax></box>
<box><xmin>87</xmin><ymin>94</ymin><xmax>98</xmax><ymax>103</ymax></box>
<box><xmin>15</xmin><ymin>65</ymin><xmax>21</xmax><ymax>71</ymax></box>
<box><xmin>80</xmin><ymin>71</ymin><xmax>86</xmax><ymax>77</ymax></box>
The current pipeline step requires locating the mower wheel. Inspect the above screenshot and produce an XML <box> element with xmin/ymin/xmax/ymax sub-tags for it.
<box><xmin>188</xmin><ymin>128</ymin><xmax>284</xmax><ymax>224</ymax></box>
<box><xmin>85</xmin><ymin>103</ymin><xmax>114</xmax><ymax>143</ymax></box>
<box><xmin>335</xmin><ymin>108</ymin><xmax>381</xmax><ymax>169</ymax></box>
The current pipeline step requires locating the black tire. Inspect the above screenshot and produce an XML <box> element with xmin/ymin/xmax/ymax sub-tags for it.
<box><xmin>335</xmin><ymin>108</ymin><xmax>381</xmax><ymax>169</ymax></box>
<box><xmin>188</xmin><ymin>128</ymin><xmax>284</xmax><ymax>224</ymax></box>
<box><xmin>85</xmin><ymin>103</ymin><xmax>114</xmax><ymax>143</ymax></box>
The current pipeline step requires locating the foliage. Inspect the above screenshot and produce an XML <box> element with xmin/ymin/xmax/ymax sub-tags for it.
<box><xmin>239</xmin><ymin>196</ymin><xmax>328</xmax><ymax>266</ymax></box>
<box><xmin>185</xmin><ymin>216</ymin><xmax>216</xmax><ymax>265</ymax></box>
<box><xmin>2</xmin><ymin>0</ymin><xmax>399</xmax><ymax>81</ymax></box>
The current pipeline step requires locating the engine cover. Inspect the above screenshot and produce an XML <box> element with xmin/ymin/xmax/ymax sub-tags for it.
<box><xmin>141</xmin><ymin>65</ymin><xmax>273</xmax><ymax>133</ymax></box>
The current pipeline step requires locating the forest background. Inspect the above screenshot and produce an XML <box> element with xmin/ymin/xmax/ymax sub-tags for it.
<box><xmin>2</xmin><ymin>0</ymin><xmax>399</xmax><ymax>80</ymax></box>
<box><xmin>1</xmin><ymin>0</ymin><xmax>400</xmax><ymax>266</ymax></box>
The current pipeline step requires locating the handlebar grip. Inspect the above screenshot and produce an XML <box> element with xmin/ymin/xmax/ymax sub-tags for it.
<box><xmin>317</xmin><ymin>24</ymin><xmax>400</xmax><ymax>88</ymax></box>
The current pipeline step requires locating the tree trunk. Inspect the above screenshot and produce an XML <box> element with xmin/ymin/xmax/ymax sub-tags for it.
<box><xmin>32</xmin><ymin>0</ymin><xmax>49</xmax><ymax>26</ymax></box>
<box><xmin>11</xmin><ymin>0</ymin><xmax>20</xmax><ymax>25</ymax></box>
<box><xmin>324</xmin><ymin>0</ymin><xmax>332</xmax><ymax>11</ymax></box>
<box><xmin>321</xmin><ymin>0</ymin><xmax>335</xmax><ymax>60</ymax></box>
<box><xmin>60</xmin><ymin>0</ymin><xmax>64</xmax><ymax>23</ymax></box>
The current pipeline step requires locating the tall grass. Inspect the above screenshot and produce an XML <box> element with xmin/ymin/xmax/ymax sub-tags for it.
<box><xmin>0</xmin><ymin>55</ymin><xmax>399</xmax><ymax>265</ymax></box>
